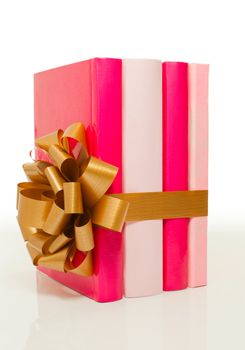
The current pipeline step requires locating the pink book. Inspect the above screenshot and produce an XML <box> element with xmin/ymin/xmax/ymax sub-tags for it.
<box><xmin>162</xmin><ymin>62</ymin><xmax>189</xmax><ymax>291</ymax></box>
<box><xmin>34</xmin><ymin>58</ymin><xmax>123</xmax><ymax>302</ymax></box>
<box><xmin>188</xmin><ymin>64</ymin><xmax>209</xmax><ymax>287</ymax></box>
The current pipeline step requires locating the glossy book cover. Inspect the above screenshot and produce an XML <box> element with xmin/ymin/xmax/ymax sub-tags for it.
<box><xmin>35</xmin><ymin>58</ymin><xmax>123</xmax><ymax>302</ymax></box>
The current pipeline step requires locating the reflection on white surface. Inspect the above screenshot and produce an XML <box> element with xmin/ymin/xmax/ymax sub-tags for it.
<box><xmin>25</xmin><ymin>272</ymin><xmax>127</xmax><ymax>350</ymax></box>
<box><xmin>22</xmin><ymin>271</ymin><xmax>207</xmax><ymax>350</ymax></box>
<box><xmin>1</xmin><ymin>227</ymin><xmax>245</xmax><ymax>350</ymax></box>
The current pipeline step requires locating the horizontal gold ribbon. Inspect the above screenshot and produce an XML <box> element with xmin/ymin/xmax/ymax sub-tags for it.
<box><xmin>113</xmin><ymin>190</ymin><xmax>208</xmax><ymax>221</ymax></box>
<box><xmin>17</xmin><ymin>122</ymin><xmax>208</xmax><ymax>277</ymax></box>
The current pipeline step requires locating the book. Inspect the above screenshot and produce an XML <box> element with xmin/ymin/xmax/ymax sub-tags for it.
<box><xmin>122</xmin><ymin>59</ymin><xmax>163</xmax><ymax>297</ymax></box>
<box><xmin>162</xmin><ymin>62</ymin><xmax>189</xmax><ymax>291</ymax></box>
<box><xmin>34</xmin><ymin>58</ymin><xmax>123</xmax><ymax>302</ymax></box>
<box><xmin>188</xmin><ymin>63</ymin><xmax>209</xmax><ymax>287</ymax></box>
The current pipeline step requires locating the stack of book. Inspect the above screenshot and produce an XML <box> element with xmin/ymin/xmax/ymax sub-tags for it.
<box><xmin>35</xmin><ymin>58</ymin><xmax>209</xmax><ymax>302</ymax></box>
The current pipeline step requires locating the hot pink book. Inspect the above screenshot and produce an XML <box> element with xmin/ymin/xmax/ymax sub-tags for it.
<box><xmin>162</xmin><ymin>62</ymin><xmax>189</xmax><ymax>291</ymax></box>
<box><xmin>34</xmin><ymin>58</ymin><xmax>123</xmax><ymax>302</ymax></box>
<box><xmin>188</xmin><ymin>64</ymin><xmax>209</xmax><ymax>287</ymax></box>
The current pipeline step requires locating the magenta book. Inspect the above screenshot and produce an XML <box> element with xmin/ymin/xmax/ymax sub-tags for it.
<box><xmin>162</xmin><ymin>62</ymin><xmax>189</xmax><ymax>291</ymax></box>
<box><xmin>34</xmin><ymin>58</ymin><xmax>123</xmax><ymax>302</ymax></box>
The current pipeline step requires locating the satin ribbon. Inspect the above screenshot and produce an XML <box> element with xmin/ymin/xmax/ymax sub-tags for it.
<box><xmin>17</xmin><ymin>122</ymin><xmax>208</xmax><ymax>277</ymax></box>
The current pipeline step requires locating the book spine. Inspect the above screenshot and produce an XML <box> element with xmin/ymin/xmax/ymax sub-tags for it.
<box><xmin>122</xmin><ymin>59</ymin><xmax>163</xmax><ymax>297</ymax></box>
<box><xmin>162</xmin><ymin>62</ymin><xmax>189</xmax><ymax>291</ymax></box>
<box><xmin>91</xmin><ymin>58</ymin><xmax>123</xmax><ymax>302</ymax></box>
<box><xmin>188</xmin><ymin>64</ymin><xmax>209</xmax><ymax>287</ymax></box>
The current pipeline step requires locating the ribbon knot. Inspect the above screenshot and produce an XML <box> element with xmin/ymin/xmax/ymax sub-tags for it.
<box><xmin>17</xmin><ymin>123</ymin><xmax>129</xmax><ymax>276</ymax></box>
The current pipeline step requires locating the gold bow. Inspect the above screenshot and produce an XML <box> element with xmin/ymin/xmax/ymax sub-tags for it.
<box><xmin>17</xmin><ymin>123</ymin><xmax>129</xmax><ymax>276</ymax></box>
<box><xmin>17</xmin><ymin>122</ymin><xmax>208</xmax><ymax>277</ymax></box>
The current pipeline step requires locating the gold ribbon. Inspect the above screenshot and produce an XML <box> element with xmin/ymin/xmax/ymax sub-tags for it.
<box><xmin>17</xmin><ymin>122</ymin><xmax>208</xmax><ymax>277</ymax></box>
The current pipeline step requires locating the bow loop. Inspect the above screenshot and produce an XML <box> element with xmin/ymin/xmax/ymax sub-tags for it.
<box><xmin>38</xmin><ymin>245</ymin><xmax>72</xmax><ymax>273</ymax></box>
<box><xmin>48</xmin><ymin>229</ymin><xmax>73</xmax><ymax>254</ymax></box>
<box><xmin>18</xmin><ymin>187</ymin><xmax>53</xmax><ymax>229</ymax></box>
<box><xmin>78</xmin><ymin>156</ymin><xmax>119</xmax><ymax>208</ymax></box>
<box><xmin>35</xmin><ymin>129</ymin><xmax>64</xmax><ymax>151</ymax></box>
<box><xmin>28</xmin><ymin>231</ymin><xmax>56</xmax><ymax>255</ymax></box>
<box><xmin>63</xmin><ymin>182</ymin><xmax>83</xmax><ymax>214</ymax></box>
<box><xmin>75</xmin><ymin>214</ymin><xmax>94</xmax><ymax>252</ymax></box>
<box><xmin>48</xmin><ymin>144</ymin><xmax>79</xmax><ymax>181</ymax></box>
<box><xmin>61</xmin><ymin>122</ymin><xmax>87</xmax><ymax>157</ymax></box>
<box><xmin>44</xmin><ymin>166</ymin><xmax>65</xmax><ymax>194</ymax></box>
<box><xmin>23</xmin><ymin>161</ymin><xmax>51</xmax><ymax>184</ymax></box>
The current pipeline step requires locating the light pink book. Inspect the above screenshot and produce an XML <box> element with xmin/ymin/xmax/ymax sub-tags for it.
<box><xmin>122</xmin><ymin>59</ymin><xmax>163</xmax><ymax>297</ymax></box>
<box><xmin>188</xmin><ymin>64</ymin><xmax>209</xmax><ymax>287</ymax></box>
<box><xmin>34</xmin><ymin>58</ymin><xmax>123</xmax><ymax>302</ymax></box>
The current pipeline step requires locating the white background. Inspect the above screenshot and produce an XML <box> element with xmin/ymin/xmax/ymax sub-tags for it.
<box><xmin>0</xmin><ymin>1</ymin><xmax>245</xmax><ymax>349</ymax></box>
